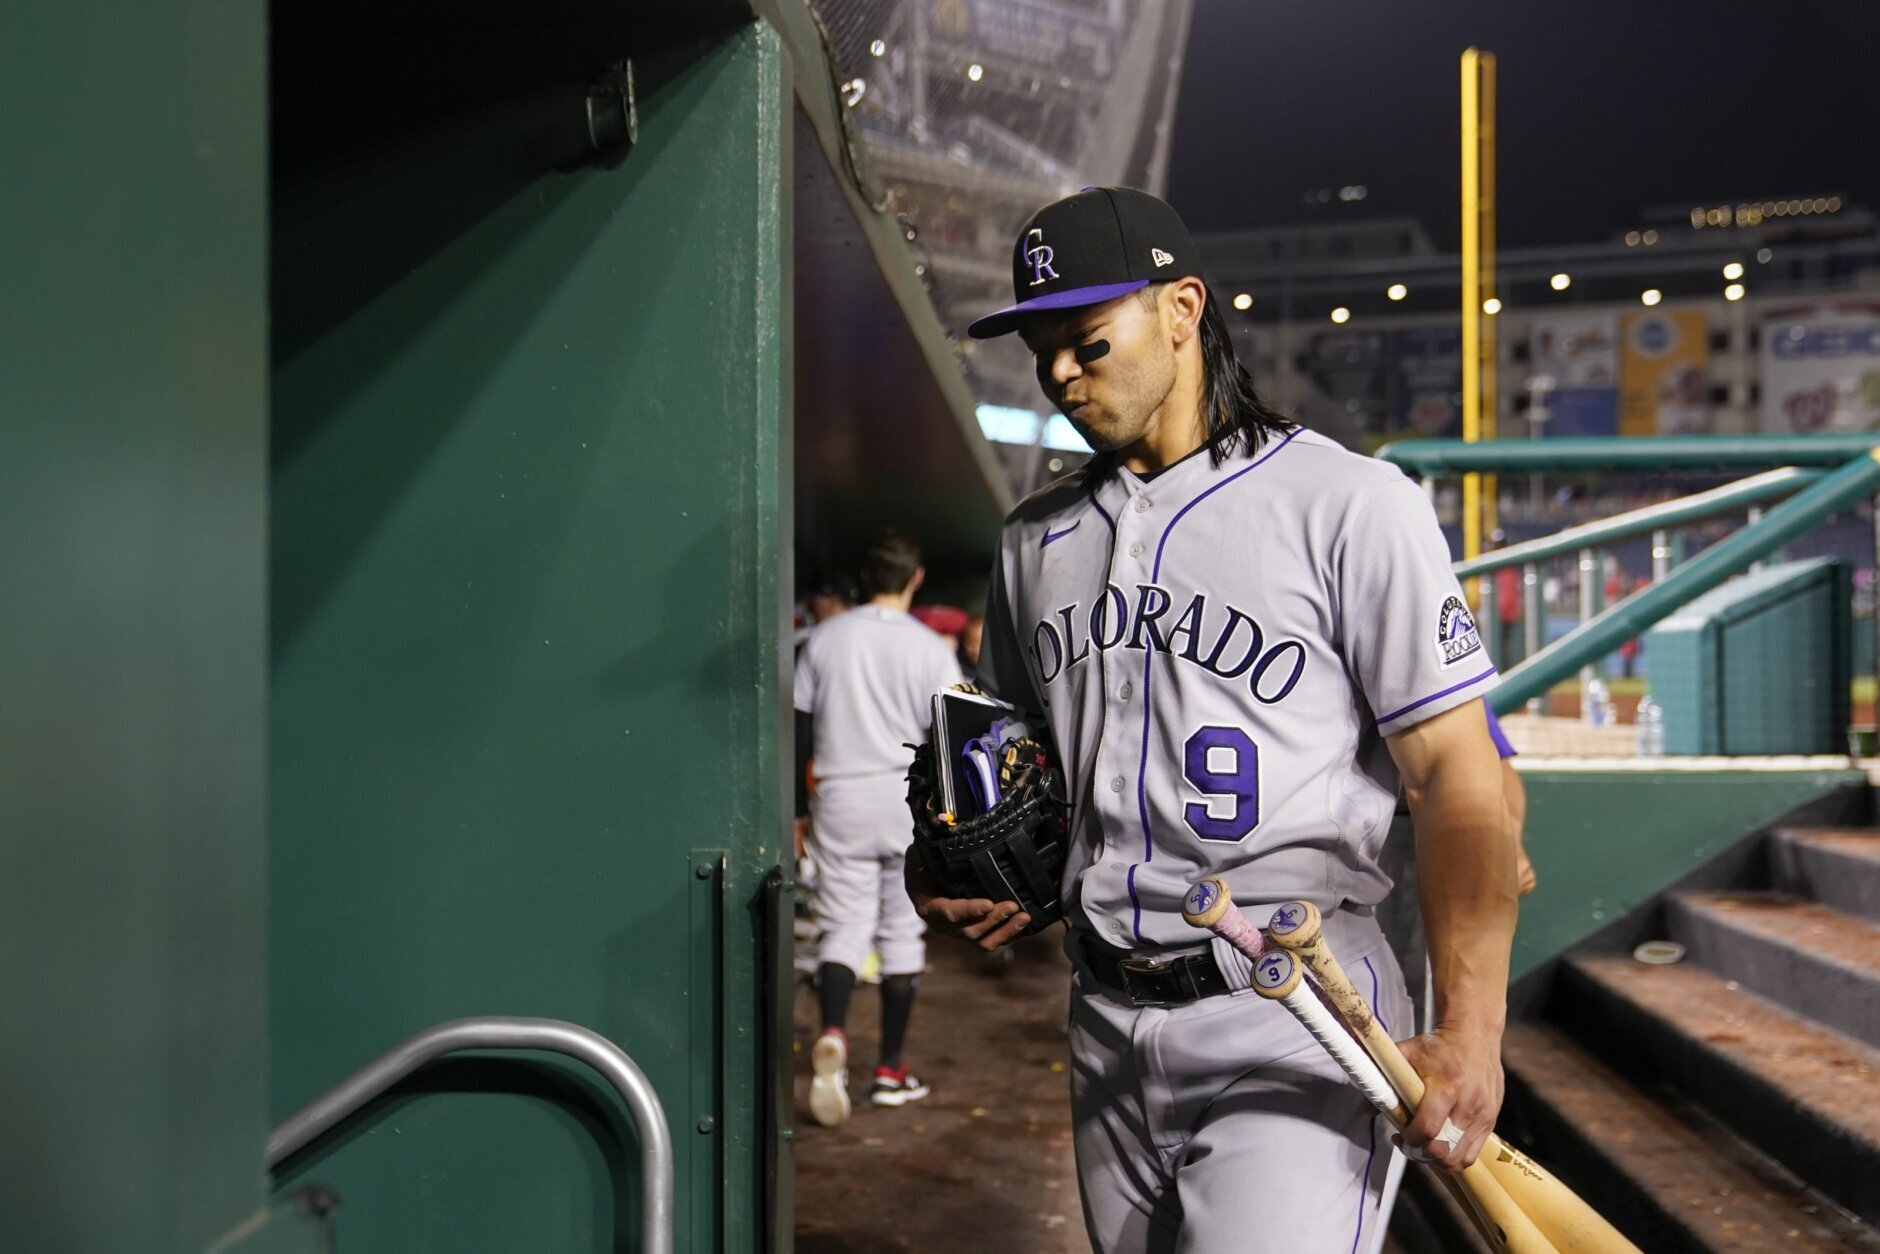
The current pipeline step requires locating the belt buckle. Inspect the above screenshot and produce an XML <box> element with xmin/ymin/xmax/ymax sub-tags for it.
<box><xmin>1118</xmin><ymin>956</ymin><xmax>1199</xmax><ymax>1007</ymax></box>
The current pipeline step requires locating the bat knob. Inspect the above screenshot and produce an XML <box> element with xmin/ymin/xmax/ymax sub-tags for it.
<box><xmin>1249</xmin><ymin>949</ymin><xmax>1303</xmax><ymax>999</ymax></box>
<box><xmin>1181</xmin><ymin>877</ymin><xmax>1233</xmax><ymax>927</ymax></box>
<box><xmin>1266</xmin><ymin>900</ymin><xmax>1323</xmax><ymax>949</ymax></box>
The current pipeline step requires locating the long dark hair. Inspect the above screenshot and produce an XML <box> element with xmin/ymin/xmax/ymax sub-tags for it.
<box><xmin>1195</xmin><ymin>283</ymin><xmax>1296</xmax><ymax>462</ymax></box>
<box><xmin>1085</xmin><ymin>282</ymin><xmax>1296</xmax><ymax>481</ymax></box>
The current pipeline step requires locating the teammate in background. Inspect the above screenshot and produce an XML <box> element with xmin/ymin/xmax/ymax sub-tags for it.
<box><xmin>795</xmin><ymin>530</ymin><xmax>962</xmax><ymax>1127</ymax></box>
<box><xmin>958</xmin><ymin>611</ymin><xmax>984</xmax><ymax>672</ymax></box>
<box><xmin>1487</xmin><ymin>705</ymin><xmax>1538</xmax><ymax>897</ymax></box>
<box><xmin>1488</xmin><ymin>529</ymin><xmax>1526</xmax><ymax>669</ymax></box>
<box><xmin>910</xmin><ymin>603</ymin><xmax>969</xmax><ymax>655</ymax></box>
<box><xmin>910</xmin><ymin>187</ymin><xmax>1518</xmax><ymax>1251</ymax></box>
<box><xmin>795</xmin><ymin>566</ymin><xmax>857</xmax><ymax>651</ymax></box>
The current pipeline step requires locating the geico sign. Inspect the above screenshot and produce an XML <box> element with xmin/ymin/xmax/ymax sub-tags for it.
<box><xmin>1771</xmin><ymin>324</ymin><xmax>1880</xmax><ymax>360</ymax></box>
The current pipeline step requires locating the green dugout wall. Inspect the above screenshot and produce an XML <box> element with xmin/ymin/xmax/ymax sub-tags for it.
<box><xmin>266</xmin><ymin>4</ymin><xmax>1001</xmax><ymax>1253</ymax></box>
<box><xmin>266</xmin><ymin>16</ymin><xmax>796</xmax><ymax>1254</ymax></box>
<box><xmin>5</xmin><ymin>0</ymin><xmax>1002</xmax><ymax>1248</ymax></box>
<box><xmin>0</xmin><ymin>0</ymin><xmax>292</xmax><ymax>1249</ymax></box>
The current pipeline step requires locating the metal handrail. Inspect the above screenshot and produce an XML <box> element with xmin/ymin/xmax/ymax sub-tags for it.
<box><xmin>1379</xmin><ymin>433</ymin><xmax>1880</xmax><ymax>475</ymax></box>
<box><xmin>1490</xmin><ymin>450</ymin><xmax>1880</xmax><ymax>712</ymax></box>
<box><xmin>267</xmin><ymin>1016</ymin><xmax>675</xmax><ymax>1254</ymax></box>
<box><xmin>1454</xmin><ymin>467</ymin><xmax>1824</xmax><ymax>578</ymax></box>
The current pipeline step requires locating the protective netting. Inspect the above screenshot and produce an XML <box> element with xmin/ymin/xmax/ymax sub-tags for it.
<box><xmin>808</xmin><ymin>0</ymin><xmax>1193</xmax><ymax>411</ymax></box>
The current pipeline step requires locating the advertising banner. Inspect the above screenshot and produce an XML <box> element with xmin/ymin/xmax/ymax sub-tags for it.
<box><xmin>1760</xmin><ymin>303</ymin><xmax>1880</xmax><ymax>431</ymax></box>
<box><xmin>1620</xmin><ymin>309</ymin><xmax>1709</xmax><ymax>435</ymax></box>
<box><xmin>1393</xmin><ymin>327</ymin><xmax>1462</xmax><ymax>438</ymax></box>
<box><xmin>1529</xmin><ymin>314</ymin><xmax>1618</xmax><ymax>436</ymax></box>
<box><xmin>927</xmin><ymin>0</ymin><xmax>1120</xmax><ymax>77</ymax></box>
<box><xmin>1303</xmin><ymin>329</ymin><xmax>1391</xmax><ymax>439</ymax></box>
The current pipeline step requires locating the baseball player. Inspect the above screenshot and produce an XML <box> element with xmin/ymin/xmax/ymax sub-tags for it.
<box><xmin>908</xmin><ymin>188</ymin><xmax>1518</xmax><ymax>1251</ymax></box>
<box><xmin>796</xmin><ymin>530</ymin><xmax>963</xmax><ymax>1126</ymax></box>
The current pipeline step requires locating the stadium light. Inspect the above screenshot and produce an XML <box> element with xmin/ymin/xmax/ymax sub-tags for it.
<box><xmin>870</xmin><ymin>39</ymin><xmax>886</xmax><ymax>56</ymax></box>
<box><xmin>967</xmin><ymin>63</ymin><xmax>984</xmax><ymax>82</ymax></box>
<box><xmin>1641</xmin><ymin>289</ymin><xmax>1663</xmax><ymax>307</ymax></box>
<box><xmin>1330</xmin><ymin>307</ymin><xmax>1351</xmax><ymax>324</ymax></box>
<box><xmin>1232</xmin><ymin>292</ymin><xmax>1254</xmax><ymax>311</ymax></box>
<box><xmin>1725</xmin><ymin>283</ymin><xmax>1746</xmax><ymax>302</ymax></box>
<box><xmin>1722</xmin><ymin>262</ymin><xmax>1745</xmax><ymax>280</ymax></box>
<box><xmin>1483</xmin><ymin>297</ymin><xmax>1502</xmax><ymax>315</ymax></box>
<box><xmin>1549</xmin><ymin>273</ymin><xmax>1571</xmax><ymax>291</ymax></box>
<box><xmin>1757</xmin><ymin>248</ymin><xmax>1773</xmax><ymax>263</ymax></box>
<box><xmin>1387</xmin><ymin>284</ymin><xmax>1407</xmax><ymax>301</ymax></box>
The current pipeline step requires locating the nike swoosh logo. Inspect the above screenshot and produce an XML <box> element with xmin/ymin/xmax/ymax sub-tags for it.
<box><xmin>1041</xmin><ymin>521</ymin><xmax>1081</xmax><ymax>548</ymax></box>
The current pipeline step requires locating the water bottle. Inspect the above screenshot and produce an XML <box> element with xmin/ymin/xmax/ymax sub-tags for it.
<box><xmin>1635</xmin><ymin>695</ymin><xmax>1664</xmax><ymax>756</ymax></box>
<box><xmin>1584</xmin><ymin>676</ymin><xmax>1614</xmax><ymax>726</ymax></box>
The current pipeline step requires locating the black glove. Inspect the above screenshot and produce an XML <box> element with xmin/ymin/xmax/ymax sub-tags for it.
<box><xmin>905</xmin><ymin>734</ymin><xmax>1069</xmax><ymax>935</ymax></box>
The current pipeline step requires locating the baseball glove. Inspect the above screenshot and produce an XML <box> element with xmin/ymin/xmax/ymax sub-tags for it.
<box><xmin>906</xmin><ymin>713</ymin><xmax>1069</xmax><ymax>934</ymax></box>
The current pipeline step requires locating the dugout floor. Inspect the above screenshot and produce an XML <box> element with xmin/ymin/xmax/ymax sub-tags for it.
<box><xmin>792</xmin><ymin>930</ymin><xmax>1092</xmax><ymax>1254</ymax></box>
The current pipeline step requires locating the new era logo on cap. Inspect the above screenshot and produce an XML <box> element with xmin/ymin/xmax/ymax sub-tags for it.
<box><xmin>968</xmin><ymin>187</ymin><xmax>1203</xmax><ymax>339</ymax></box>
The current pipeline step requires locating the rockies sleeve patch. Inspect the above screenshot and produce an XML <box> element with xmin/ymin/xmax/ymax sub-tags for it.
<box><xmin>1436</xmin><ymin>595</ymin><xmax>1483</xmax><ymax>667</ymax></box>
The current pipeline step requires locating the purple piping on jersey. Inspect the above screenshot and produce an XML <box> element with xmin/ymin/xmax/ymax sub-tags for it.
<box><xmin>1374</xmin><ymin>665</ymin><xmax>1498</xmax><ymax>728</ymax></box>
<box><xmin>1121</xmin><ymin>427</ymin><xmax>1305</xmax><ymax>940</ymax></box>
<box><xmin>1365</xmin><ymin>955</ymin><xmax>1391</xmax><ymax>1035</ymax></box>
<box><xmin>1149</xmin><ymin>427</ymin><xmax>1304</xmax><ymax>578</ymax></box>
<box><xmin>1348</xmin><ymin>956</ymin><xmax>1388</xmax><ymax>1254</ymax></box>
<box><xmin>1350</xmin><ymin>1089</ymin><xmax>1380</xmax><ymax>1254</ymax></box>
<box><xmin>1088</xmin><ymin>487</ymin><xmax>1116</xmax><ymax>535</ymax></box>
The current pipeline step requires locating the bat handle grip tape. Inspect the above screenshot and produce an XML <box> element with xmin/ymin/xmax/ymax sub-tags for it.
<box><xmin>1202</xmin><ymin>906</ymin><xmax>1265</xmax><ymax>962</ymax></box>
<box><xmin>1201</xmin><ymin>899</ymin><xmax>1397</xmax><ymax>1115</ymax></box>
<box><xmin>1279</xmin><ymin>984</ymin><xmax>1403</xmax><ymax>1118</ymax></box>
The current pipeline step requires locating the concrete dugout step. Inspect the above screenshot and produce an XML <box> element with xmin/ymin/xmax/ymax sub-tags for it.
<box><xmin>1501</xmin><ymin>1023</ymin><xmax>1876</xmax><ymax>1252</ymax></box>
<box><xmin>1668</xmin><ymin>892</ymin><xmax>1880</xmax><ymax>1050</ymax></box>
<box><xmin>1773</xmin><ymin>828</ymin><xmax>1880</xmax><ymax>922</ymax></box>
<box><xmin>1559</xmin><ymin>954</ymin><xmax>1880</xmax><ymax>1226</ymax></box>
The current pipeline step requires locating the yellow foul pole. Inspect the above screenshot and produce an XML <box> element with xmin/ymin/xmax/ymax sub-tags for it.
<box><xmin>1460</xmin><ymin>50</ymin><xmax>1483</xmax><ymax>577</ymax></box>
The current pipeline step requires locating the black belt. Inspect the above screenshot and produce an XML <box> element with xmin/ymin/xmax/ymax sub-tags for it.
<box><xmin>1080</xmin><ymin>934</ymin><xmax>1233</xmax><ymax>1008</ymax></box>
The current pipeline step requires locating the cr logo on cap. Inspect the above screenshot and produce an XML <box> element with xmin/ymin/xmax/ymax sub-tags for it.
<box><xmin>1025</xmin><ymin>228</ymin><xmax>1058</xmax><ymax>287</ymax></box>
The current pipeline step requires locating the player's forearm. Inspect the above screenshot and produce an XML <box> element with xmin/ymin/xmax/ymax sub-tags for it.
<box><xmin>1409</xmin><ymin>757</ymin><xmax>1518</xmax><ymax>1033</ymax></box>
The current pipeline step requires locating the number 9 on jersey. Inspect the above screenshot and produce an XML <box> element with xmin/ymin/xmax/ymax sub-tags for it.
<box><xmin>1182</xmin><ymin>725</ymin><xmax>1259</xmax><ymax>842</ymax></box>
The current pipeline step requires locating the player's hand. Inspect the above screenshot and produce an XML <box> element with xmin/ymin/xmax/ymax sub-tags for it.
<box><xmin>904</xmin><ymin>845</ymin><xmax>1031</xmax><ymax>951</ymax></box>
<box><xmin>1395</xmin><ymin>1021</ymin><xmax>1505</xmax><ymax>1171</ymax></box>
<box><xmin>1515</xmin><ymin>840</ymin><xmax>1537</xmax><ymax>898</ymax></box>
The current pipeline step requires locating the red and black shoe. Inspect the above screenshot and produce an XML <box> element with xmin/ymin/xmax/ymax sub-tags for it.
<box><xmin>869</xmin><ymin>1063</ymin><xmax>931</xmax><ymax>1108</ymax></box>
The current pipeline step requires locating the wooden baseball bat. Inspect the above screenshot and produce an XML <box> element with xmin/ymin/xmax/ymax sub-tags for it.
<box><xmin>1263</xmin><ymin>898</ymin><xmax>1640</xmax><ymax>1254</ymax></box>
<box><xmin>1182</xmin><ymin>880</ymin><xmax>1557</xmax><ymax>1254</ymax></box>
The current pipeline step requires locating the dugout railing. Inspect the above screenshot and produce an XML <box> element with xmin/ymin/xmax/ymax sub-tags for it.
<box><xmin>1376</xmin><ymin>436</ymin><xmax>1880</xmax><ymax>722</ymax></box>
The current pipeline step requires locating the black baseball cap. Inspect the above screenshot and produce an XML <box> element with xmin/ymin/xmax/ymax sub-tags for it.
<box><xmin>967</xmin><ymin>186</ymin><xmax>1201</xmax><ymax>339</ymax></box>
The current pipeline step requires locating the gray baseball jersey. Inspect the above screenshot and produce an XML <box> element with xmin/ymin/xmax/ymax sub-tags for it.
<box><xmin>795</xmin><ymin>606</ymin><xmax>963</xmax><ymax>978</ymax></box>
<box><xmin>975</xmin><ymin>426</ymin><xmax>1495</xmax><ymax>948</ymax></box>
<box><xmin>794</xmin><ymin>605</ymin><xmax>963</xmax><ymax>782</ymax></box>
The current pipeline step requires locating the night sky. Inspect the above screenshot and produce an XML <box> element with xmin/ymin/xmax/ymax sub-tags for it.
<box><xmin>1167</xmin><ymin>0</ymin><xmax>1880</xmax><ymax>250</ymax></box>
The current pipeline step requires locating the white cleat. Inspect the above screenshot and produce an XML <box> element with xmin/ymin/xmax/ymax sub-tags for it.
<box><xmin>809</xmin><ymin>1030</ymin><xmax>851</xmax><ymax>1127</ymax></box>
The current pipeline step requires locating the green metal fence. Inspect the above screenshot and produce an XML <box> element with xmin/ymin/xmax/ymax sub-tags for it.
<box><xmin>1377</xmin><ymin>439</ymin><xmax>1880</xmax><ymax>725</ymax></box>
